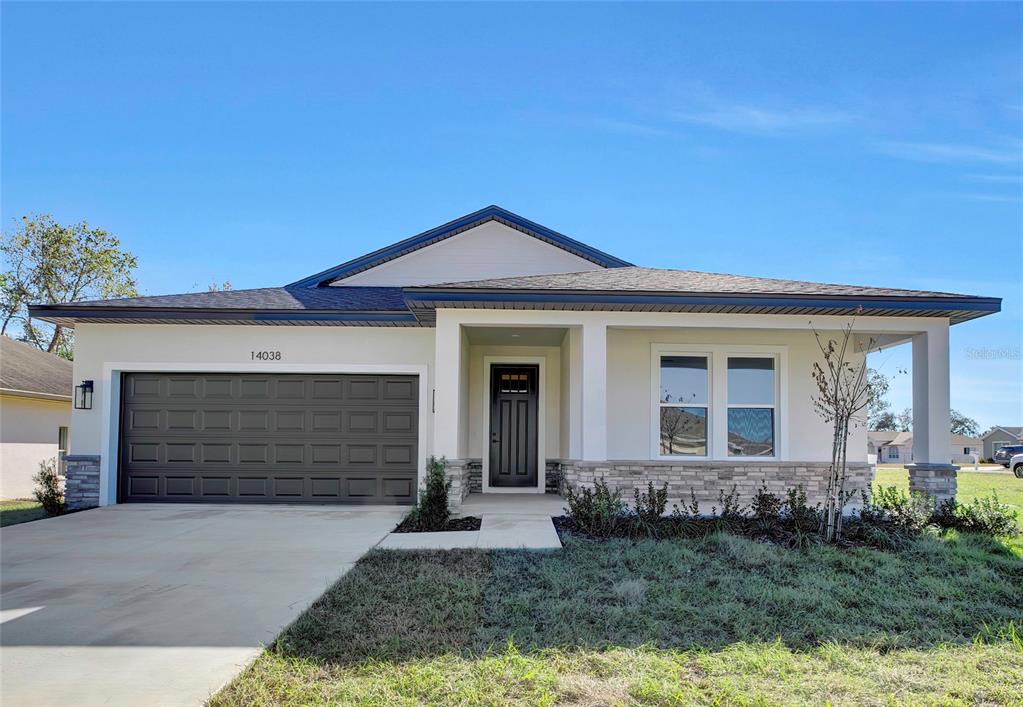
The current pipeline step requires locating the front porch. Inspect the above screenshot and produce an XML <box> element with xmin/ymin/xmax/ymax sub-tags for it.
<box><xmin>432</xmin><ymin>310</ymin><xmax>961</xmax><ymax>509</ymax></box>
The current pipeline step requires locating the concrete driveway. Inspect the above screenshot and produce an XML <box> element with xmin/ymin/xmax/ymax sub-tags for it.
<box><xmin>0</xmin><ymin>504</ymin><xmax>405</xmax><ymax>706</ymax></box>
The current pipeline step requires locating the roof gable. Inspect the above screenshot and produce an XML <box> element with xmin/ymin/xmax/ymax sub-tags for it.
<box><xmin>288</xmin><ymin>205</ymin><xmax>631</xmax><ymax>288</ymax></box>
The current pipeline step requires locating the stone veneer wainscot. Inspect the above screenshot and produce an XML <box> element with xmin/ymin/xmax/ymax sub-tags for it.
<box><xmin>64</xmin><ymin>455</ymin><xmax>101</xmax><ymax>510</ymax></box>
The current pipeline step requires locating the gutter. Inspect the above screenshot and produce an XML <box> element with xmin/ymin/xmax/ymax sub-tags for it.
<box><xmin>0</xmin><ymin>387</ymin><xmax>72</xmax><ymax>403</ymax></box>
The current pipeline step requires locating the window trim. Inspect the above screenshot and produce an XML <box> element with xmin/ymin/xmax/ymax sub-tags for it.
<box><xmin>650</xmin><ymin>343</ymin><xmax>788</xmax><ymax>462</ymax></box>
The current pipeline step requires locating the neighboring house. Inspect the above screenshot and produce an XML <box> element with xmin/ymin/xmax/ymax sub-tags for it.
<box><xmin>0</xmin><ymin>336</ymin><xmax>72</xmax><ymax>499</ymax></box>
<box><xmin>869</xmin><ymin>431</ymin><xmax>982</xmax><ymax>465</ymax></box>
<box><xmin>981</xmin><ymin>426</ymin><xmax>1023</xmax><ymax>460</ymax></box>
<box><xmin>28</xmin><ymin>205</ymin><xmax>1001</xmax><ymax>510</ymax></box>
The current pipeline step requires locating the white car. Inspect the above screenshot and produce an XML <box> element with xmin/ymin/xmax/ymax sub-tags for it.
<box><xmin>1011</xmin><ymin>453</ymin><xmax>1023</xmax><ymax>479</ymax></box>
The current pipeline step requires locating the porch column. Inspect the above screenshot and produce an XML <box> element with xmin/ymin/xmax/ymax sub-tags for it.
<box><xmin>906</xmin><ymin>323</ymin><xmax>957</xmax><ymax>502</ymax></box>
<box><xmin>580</xmin><ymin>321</ymin><xmax>607</xmax><ymax>461</ymax></box>
<box><xmin>433</xmin><ymin>314</ymin><xmax>463</xmax><ymax>460</ymax></box>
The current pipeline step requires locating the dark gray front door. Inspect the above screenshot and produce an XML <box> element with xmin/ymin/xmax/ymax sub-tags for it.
<box><xmin>119</xmin><ymin>372</ymin><xmax>418</xmax><ymax>504</ymax></box>
<box><xmin>488</xmin><ymin>365</ymin><xmax>539</xmax><ymax>488</ymax></box>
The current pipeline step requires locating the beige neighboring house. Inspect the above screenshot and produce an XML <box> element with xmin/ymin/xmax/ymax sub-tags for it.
<box><xmin>0</xmin><ymin>336</ymin><xmax>72</xmax><ymax>499</ymax></box>
<box><xmin>981</xmin><ymin>426</ymin><xmax>1023</xmax><ymax>460</ymax></box>
<box><xmin>868</xmin><ymin>430</ymin><xmax>982</xmax><ymax>465</ymax></box>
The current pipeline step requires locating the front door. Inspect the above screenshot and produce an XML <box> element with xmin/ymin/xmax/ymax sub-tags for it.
<box><xmin>489</xmin><ymin>364</ymin><xmax>539</xmax><ymax>488</ymax></box>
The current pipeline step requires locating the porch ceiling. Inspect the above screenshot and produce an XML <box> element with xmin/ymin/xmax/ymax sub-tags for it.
<box><xmin>464</xmin><ymin>326</ymin><xmax>568</xmax><ymax>347</ymax></box>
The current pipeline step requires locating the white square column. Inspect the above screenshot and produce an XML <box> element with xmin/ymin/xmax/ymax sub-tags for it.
<box><xmin>910</xmin><ymin>324</ymin><xmax>952</xmax><ymax>465</ymax></box>
<box><xmin>580</xmin><ymin>321</ymin><xmax>607</xmax><ymax>461</ymax></box>
<box><xmin>907</xmin><ymin>322</ymin><xmax>956</xmax><ymax>502</ymax></box>
<box><xmin>433</xmin><ymin>313</ymin><xmax>463</xmax><ymax>460</ymax></box>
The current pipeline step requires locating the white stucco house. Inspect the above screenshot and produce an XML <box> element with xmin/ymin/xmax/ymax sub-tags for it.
<box><xmin>28</xmin><ymin>206</ymin><xmax>1000</xmax><ymax>510</ymax></box>
<box><xmin>868</xmin><ymin>431</ymin><xmax>982</xmax><ymax>465</ymax></box>
<box><xmin>0</xmin><ymin>336</ymin><xmax>72</xmax><ymax>499</ymax></box>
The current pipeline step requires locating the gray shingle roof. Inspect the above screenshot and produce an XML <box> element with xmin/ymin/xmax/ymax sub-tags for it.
<box><xmin>0</xmin><ymin>336</ymin><xmax>73</xmax><ymax>399</ymax></box>
<box><xmin>415</xmin><ymin>267</ymin><xmax>977</xmax><ymax>299</ymax></box>
<box><xmin>64</xmin><ymin>286</ymin><xmax>408</xmax><ymax>311</ymax></box>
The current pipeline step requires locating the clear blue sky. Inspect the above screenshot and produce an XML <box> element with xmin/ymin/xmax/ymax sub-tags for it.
<box><xmin>2</xmin><ymin>2</ymin><xmax>1021</xmax><ymax>431</ymax></box>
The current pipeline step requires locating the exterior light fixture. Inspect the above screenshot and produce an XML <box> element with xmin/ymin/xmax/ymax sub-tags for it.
<box><xmin>74</xmin><ymin>380</ymin><xmax>94</xmax><ymax>410</ymax></box>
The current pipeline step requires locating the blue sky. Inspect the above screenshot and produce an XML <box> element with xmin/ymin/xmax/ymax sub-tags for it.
<box><xmin>2</xmin><ymin>2</ymin><xmax>1021</xmax><ymax>431</ymax></box>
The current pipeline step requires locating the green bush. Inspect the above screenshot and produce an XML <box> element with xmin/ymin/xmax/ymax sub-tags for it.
<box><xmin>935</xmin><ymin>494</ymin><xmax>1018</xmax><ymax>536</ymax></box>
<box><xmin>404</xmin><ymin>456</ymin><xmax>450</xmax><ymax>531</ymax></box>
<box><xmin>33</xmin><ymin>458</ymin><xmax>65</xmax><ymax>516</ymax></box>
<box><xmin>564</xmin><ymin>478</ymin><xmax>626</xmax><ymax>538</ymax></box>
<box><xmin>864</xmin><ymin>485</ymin><xmax>934</xmax><ymax>533</ymax></box>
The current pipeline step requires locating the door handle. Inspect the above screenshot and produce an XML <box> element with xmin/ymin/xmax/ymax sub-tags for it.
<box><xmin>491</xmin><ymin>432</ymin><xmax>500</xmax><ymax>443</ymax></box>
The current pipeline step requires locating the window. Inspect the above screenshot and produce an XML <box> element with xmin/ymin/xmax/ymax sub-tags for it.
<box><xmin>727</xmin><ymin>357</ymin><xmax>775</xmax><ymax>457</ymax></box>
<box><xmin>964</xmin><ymin>447</ymin><xmax>971</xmax><ymax>455</ymax></box>
<box><xmin>887</xmin><ymin>447</ymin><xmax>899</xmax><ymax>460</ymax></box>
<box><xmin>57</xmin><ymin>426</ymin><xmax>68</xmax><ymax>477</ymax></box>
<box><xmin>658</xmin><ymin>355</ymin><xmax>708</xmax><ymax>456</ymax></box>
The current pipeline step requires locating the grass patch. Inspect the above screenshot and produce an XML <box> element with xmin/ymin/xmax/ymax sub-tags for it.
<box><xmin>0</xmin><ymin>499</ymin><xmax>48</xmax><ymax>527</ymax></box>
<box><xmin>875</xmin><ymin>467</ymin><xmax>1023</xmax><ymax>529</ymax></box>
<box><xmin>212</xmin><ymin>533</ymin><xmax>1023</xmax><ymax>706</ymax></box>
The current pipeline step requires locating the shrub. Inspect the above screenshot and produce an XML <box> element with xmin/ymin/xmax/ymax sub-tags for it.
<box><xmin>564</xmin><ymin>478</ymin><xmax>626</xmax><ymax>538</ymax></box>
<box><xmin>633</xmin><ymin>482</ymin><xmax>668</xmax><ymax>523</ymax></box>
<box><xmin>405</xmin><ymin>456</ymin><xmax>450</xmax><ymax>531</ymax></box>
<box><xmin>33</xmin><ymin>458</ymin><xmax>65</xmax><ymax>516</ymax></box>
<box><xmin>935</xmin><ymin>494</ymin><xmax>1019</xmax><ymax>537</ymax></box>
<box><xmin>783</xmin><ymin>485</ymin><xmax>821</xmax><ymax>532</ymax></box>
<box><xmin>865</xmin><ymin>485</ymin><xmax>934</xmax><ymax>533</ymax></box>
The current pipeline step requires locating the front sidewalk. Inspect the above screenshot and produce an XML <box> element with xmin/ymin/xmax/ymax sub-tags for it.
<box><xmin>377</xmin><ymin>494</ymin><xmax>564</xmax><ymax>550</ymax></box>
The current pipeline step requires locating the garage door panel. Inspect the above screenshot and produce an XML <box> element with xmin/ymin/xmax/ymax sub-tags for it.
<box><xmin>120</xmin><ymin>373</ymin><xmax>418</xmax><ymax>504</ymax></box>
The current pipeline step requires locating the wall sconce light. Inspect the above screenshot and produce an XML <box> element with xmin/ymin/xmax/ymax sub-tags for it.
<box><xmin>74</xmin><ymin>380</ymin><xmax>94</xmax><ymax>410</ymax></box>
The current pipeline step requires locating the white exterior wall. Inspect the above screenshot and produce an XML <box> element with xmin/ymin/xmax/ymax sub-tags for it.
<box><xmin>70</xmin><ymin>323</ymin><xmax>436</xmax><ymax>505</ymax></box>
<box><xmin>0</xmin><ymin>394</ymin><xmax>70</xmax><ymax>499</ymax></box>
<box><xmin>606</xmin><ymin>327</ymin><xmax>864</xmax><ymax>462</ymax></box>
<box><xmin>334</xmin><ymin>221</ymin><xmax>602</xmax><ymax>286</ymax></box>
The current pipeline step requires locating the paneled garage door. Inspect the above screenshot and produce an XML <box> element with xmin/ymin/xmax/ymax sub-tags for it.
<box><xmin>119</xmin><ymin>372</ymin><xmax>419</xmax><ymax>504</ymax></box>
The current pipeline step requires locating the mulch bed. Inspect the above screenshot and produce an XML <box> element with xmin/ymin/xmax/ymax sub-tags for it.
<box><xmin>393</xmin><ymin>515</ymin><xmax>483</xmax><ymax>533</ymax></box>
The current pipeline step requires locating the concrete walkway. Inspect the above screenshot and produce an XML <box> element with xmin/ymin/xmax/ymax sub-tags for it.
<box><xmin>0</xmin><ymin>503</ymin><xmax>404</xmax><ymax>707</ymax></box>
<box><xmin>377</xmin><ymin>493</ymin><xmax>564</xmax><ymax>550</ymax></box>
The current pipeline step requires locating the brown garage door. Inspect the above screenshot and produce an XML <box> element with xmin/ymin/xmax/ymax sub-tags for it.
<box><xmin>119</xmin><ymin>372</ymin><xmax>418</xmax><ymax>504</ymax></box>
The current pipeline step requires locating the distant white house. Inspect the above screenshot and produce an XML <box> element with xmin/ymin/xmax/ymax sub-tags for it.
<box><xmin>868</xmin><ymin>430</ymin><xmax>982</xmax><ymax>465</ymax></box>
<box><xmin>0</xmin><ymin>336</ymin><xmax>72</xmax><ymax>499</ymax></box>
<box><xmin>981</xmin><ymin>426</ymin><xmax>1023</xmax><ymax>460</ymax></box>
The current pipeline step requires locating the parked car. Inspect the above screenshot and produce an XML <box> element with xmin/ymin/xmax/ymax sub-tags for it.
<box><xmin>1012</xmin><ymin>453</ymin><xmax>1023</xmax><ymax>479</ymax></box>
<box><xmin>994</xmin><ymin>445</ymin><xmax>1023</xmax><ymax>467</ymax></box>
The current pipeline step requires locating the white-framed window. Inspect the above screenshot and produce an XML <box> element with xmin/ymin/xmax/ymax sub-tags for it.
<box><xmin>964</xmin><ymin>447</ymin><xmax>971</xmax><ymax>455</ymax></box>
<box><xmin>887</xmin><ymin>447</ymin><xmax>899</xmax><ymax>460</ymax></box>
<box><xmin>652</xmin><ymin>344</ymin><xmax>786</xmax><ymax>461</ymax></box>
<box><xmin>726</xmin><ymin>357</ymin><xmax>776</xmax><ymax>457</ymax></box>
<box><xmin>657</xmin><ymin>354</ymin><xmax>710</xmax><ymax>457</ymax></box>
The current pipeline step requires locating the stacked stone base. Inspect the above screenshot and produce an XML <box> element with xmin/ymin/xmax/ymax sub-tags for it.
<box><xmin>559</xmin><ymin>460</ymin><xmax>874</xmax><ymax>510</ymax></box>
<box><xmin>64</xmin><ymin>455</ymin><xmax>101</xmax><ymax>510</ymax></box>
<box><xmin>906</xmin><ymin>463</ymin><xmax>958</xmax><ymax>503</ymax></box>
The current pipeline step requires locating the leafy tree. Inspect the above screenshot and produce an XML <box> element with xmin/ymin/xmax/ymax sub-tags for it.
<box><xmin>896</xmin><ymin>408</ymin><xmax>913</xmax><ymax>432</ymax></box>
<box><xmin>950</xmin><ymin>409</ymin><xmax>980</xmax><ymax>437</ymax></box>
<box><xmin>1</xmin><ymin>215</ymin><xmax>137</xmax><ymax>359</ymax></box>
<box><xmin>207</xmin><ymin>280</ymin><xmax>233</xmax><ymax>292</ymax></box>
<box><xmin>866</xmin><ymin>368</ymin><xmax>893</xmax><ymax>430</ymax></box>
<box><xmin>872</xmin><ymin>411</ymin><xmax>897</xmax><ymax>431</ymax></box>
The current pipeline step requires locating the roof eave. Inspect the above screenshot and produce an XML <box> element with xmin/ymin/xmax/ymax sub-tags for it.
<box><xmin>27</xmin><ymin>304</ymin><xmax>420</xmax><ymax>327</ymax></box>
<box><xmin>402</xmin><ymin>289</ymin><xmax>1001</xmax><ymax>324</ymax></box>
<box><xmin>0</xmin><ymin>388</ymin><xmax>72</xmax><ymax>403</ymax></box>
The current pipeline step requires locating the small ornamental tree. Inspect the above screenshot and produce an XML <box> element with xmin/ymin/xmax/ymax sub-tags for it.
<box><xmin>811</xmin><ymin>312</ymin><xmax>877</xmax><ymax>542</ymax></box>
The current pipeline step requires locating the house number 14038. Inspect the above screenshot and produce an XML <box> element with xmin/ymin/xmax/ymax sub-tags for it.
<box><xmin>251</xmin><ymin>351</ymin><xmax>282</xmax><ymax>361</ymax></box>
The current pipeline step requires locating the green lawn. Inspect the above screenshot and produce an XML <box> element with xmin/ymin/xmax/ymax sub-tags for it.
<box><xmin>212</xmin><ymin>533</ymin><xmax>1023</xmax><ymax>706</ymax></box>
<box><xmin>875</xmin><ymin>467</ymin><xmax>1023</xmax><ymax>529</ymax></box>
<box><xmin>0</xmin><ymin>499</ymin><xmax>48</xmax><ymax>527</ymax></box>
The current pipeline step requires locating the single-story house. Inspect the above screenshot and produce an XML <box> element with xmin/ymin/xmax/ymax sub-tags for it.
<box><xmin>981</xmin><ymin>426</ymin><xmax>1023</xmax><ymax>460</ymax></box>
<box><xmin>0</xmin><ymin>335</ymin><xmax>72</xmax><ymax>499</ymax></box>
<box><xmin>28</xmin><ymin>206</ymin><xmax>1001</xmax><ymax>510</ymax></box>
<box><xmin>868</xmin><ymin>431</ymin><xmax>982</xmax><ymax>465</ymax></box>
